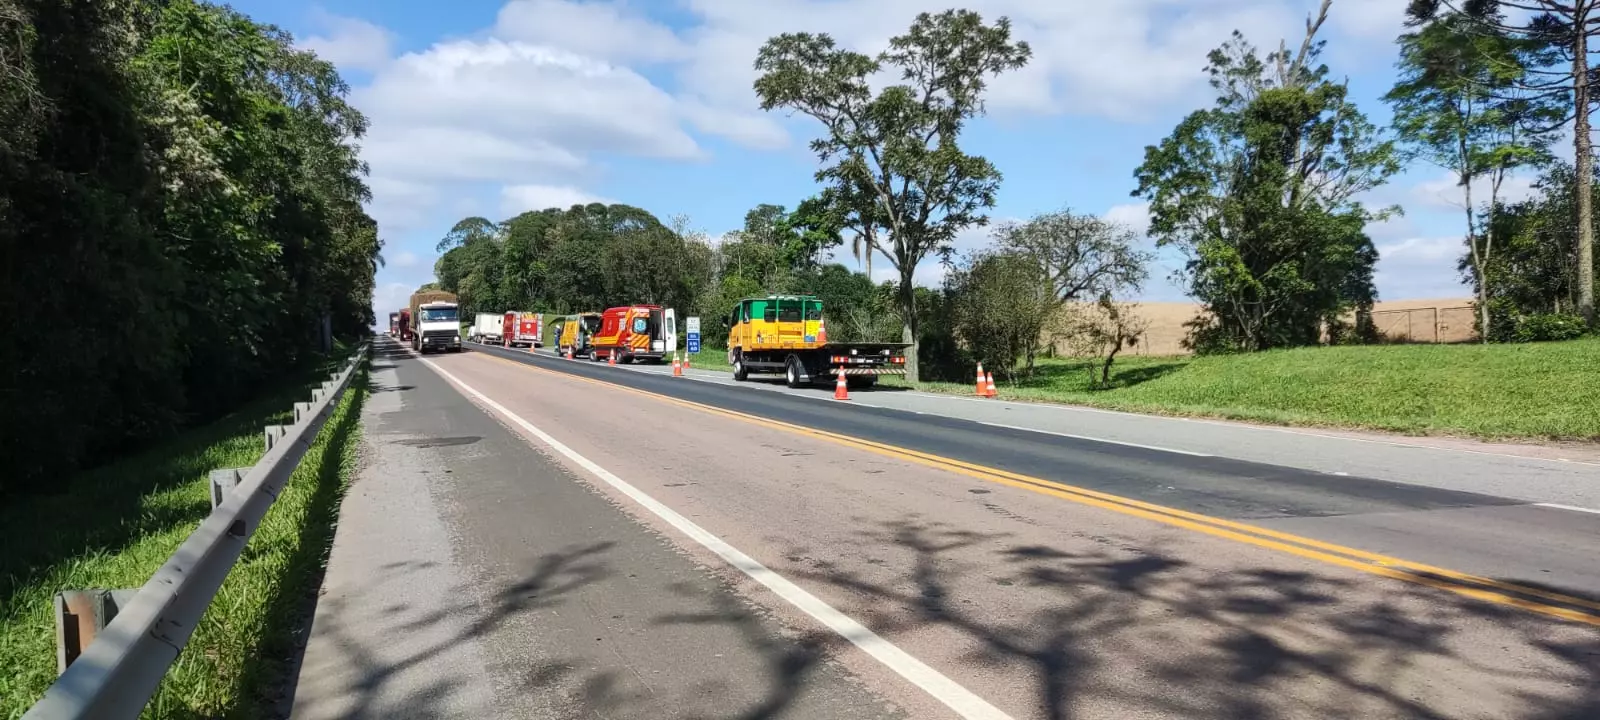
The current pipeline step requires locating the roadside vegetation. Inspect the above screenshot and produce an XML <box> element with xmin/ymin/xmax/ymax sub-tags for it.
<box><xmin>1</xmin><ymin>0</ymin><xmax>381</xmax><ymax>497</ymax></box>
<box><xmin>430</xmin><ymin>2</ymin><xmax>1599</xmax><ymax>441</ymax></box>
<box><xmin>0</xmin><ymin>356</ymin><xmax>368</xmax><ymax>718</ymax></box>
<box><xmin>919</xmin><ymin>340</ymin><xmax>1600</xmax><ymax>439</ymax></box>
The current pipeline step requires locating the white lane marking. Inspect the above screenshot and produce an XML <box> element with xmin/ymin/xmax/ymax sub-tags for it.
<box><xmin>973</xmin><ymin>421</ymin><xmax>1213</xmax><ymax>457</ymax></box>
<box><xmin>903</xmin><ymin>390</ymin><xmax>1600</xmax><ymax>468</ymax></box>
<box><xmin>419</xmin><ymin>358</ymin><xmax>1013</xmax><ymax>720</ymax></box>
<box><xmin>1534</xmin><ymin>503</ymin><xmax>1600</xmax><ymax>516</ymax></box>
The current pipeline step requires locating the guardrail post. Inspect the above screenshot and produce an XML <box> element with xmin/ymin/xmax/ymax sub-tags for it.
<box><xmin>293</xmin><ymin>401</ymin><xmax>313</xmax><ymax>423</ymax></box>
<box><xmin>263</xmin><ymin>425</ymin><xmax>287</xmax><ymax>451</ymax></box>
<box><xmin>55</xmin><ymin>590</ymin><xmax>138</xmax><ymax>674</ymax></box>
<box><xmin>209</xmin><ymin>468</ymin><xmax>245</xmax><ymax>509</ymax></box>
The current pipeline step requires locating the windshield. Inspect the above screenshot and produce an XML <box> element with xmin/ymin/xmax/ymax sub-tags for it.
<box><xmin>420</xmin><ymin>307</ymin><xmax>458</xmax><ymax>323</ymax></box>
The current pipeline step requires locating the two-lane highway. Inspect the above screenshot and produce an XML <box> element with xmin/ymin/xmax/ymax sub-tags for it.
<box><xmin>293</xmin><ymin>338</ymin><xmax>1600</xmax><ymax>719</ymax></box>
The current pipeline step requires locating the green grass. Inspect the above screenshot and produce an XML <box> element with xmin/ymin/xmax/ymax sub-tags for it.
<box><xmin>0</xmin><ymin>354</ymin><xmax>369</xmax><ymax>719</ymax></box>
<box><xmin>915</xmin><ymin>339</ymin><xmax>1600</xmax><ymax>440</ymax></box>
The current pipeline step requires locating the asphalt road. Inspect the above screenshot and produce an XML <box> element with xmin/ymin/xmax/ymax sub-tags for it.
<box><xmin>293</xmin><ymin>338</ymin><xmax>1600</xmax><ymax>719</ymax></box>
<box><xmin>471</xmin><ymin>342</ymin><xmax>1600</xmax><ymax>601</ymax></box>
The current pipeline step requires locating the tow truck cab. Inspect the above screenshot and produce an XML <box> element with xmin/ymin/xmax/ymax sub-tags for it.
<box><xmin>725</xmin><ymin>295</ymin><xmax>908</xmax><ymax>388</ymax></box>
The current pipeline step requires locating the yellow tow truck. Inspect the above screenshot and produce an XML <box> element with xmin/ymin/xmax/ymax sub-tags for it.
<box><xmin>725</xmin><ymin>295</ymin><xmax>908</xmax><ymax>389</ymax></box>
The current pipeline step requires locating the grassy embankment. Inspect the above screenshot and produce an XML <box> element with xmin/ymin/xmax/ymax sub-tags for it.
<box><xmin>685</xmin><ymin>340</ymin><xmax>1600</xmax><ymax>440</ymax></box>
<box><xmin>0</xmin><ymin>349</ymin><xmax>370</xmax><ymax>719</ymax></box>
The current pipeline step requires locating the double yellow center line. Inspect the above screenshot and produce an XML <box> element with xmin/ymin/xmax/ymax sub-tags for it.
<box><xmin>472</xmin><ymin>348</ymin><xmax>1600</xmax><ymax>628</ymax></box>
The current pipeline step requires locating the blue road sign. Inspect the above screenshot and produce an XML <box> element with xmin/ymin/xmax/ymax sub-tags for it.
<box><xmin>687</xmin><ymin>333</ymin><xmax>700</xmax><ymax>353</ymax></box>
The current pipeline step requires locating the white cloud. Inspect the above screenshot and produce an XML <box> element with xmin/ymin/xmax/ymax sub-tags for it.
<box><xmin>392</xmin><ymin>250</ymin><xmax>420</xmax><ymax>268</ymax></box>
<box><xmin>1104</xmin><ymin>202</ymin><xmax>1152</xmax><ymax>237</ymax></box>
<box><xmin>1374</xmin><ymin>236</ymin><xmax>1470</xmax><ymax>300</ymax></box>
<box><xmin>493</xmin><ymin>0</ymin><xmax>689</xmax><ymax>63</ymax></box>
<box><xmin>500</xmin><ymin>184</ymin><xmax>615</xmax><ymax>215</ymax></box>
<box><xmin>299</xmin><ymin>10</ymin><xmax>395</xmax><ymax>72</ymax></box>
<box><xmin>343</xmin><ymin>0</ymin><xmax>1421</xmax><ymax>241</ymax></box>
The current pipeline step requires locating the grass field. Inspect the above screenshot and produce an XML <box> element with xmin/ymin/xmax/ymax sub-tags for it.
<box><xmin>0</xmin><ymin>351</ymin><xmax>369</xmax><ymax>719</ymax></box>
<box><xmin>918</xmin><ymin>339</ymin><xmax>1600</xmax><ymax>440</ymax></box>
<box><xmin>683</xmin><ymin>340</ymin><xmax>1600</xmax><ymax>440</ymax></box>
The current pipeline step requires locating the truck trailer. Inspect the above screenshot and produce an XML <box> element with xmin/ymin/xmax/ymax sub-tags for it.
<box><xmin>502</xmin><ymin>311</ymin><xmax>543</xmax><ymax>349</ymax></box>
<box><xmin>409</xmin><ymin>290</ymin><xmax>461</xmax><ymax>353</ymax></box>
<box><xmin>388</xmin><ymin>312</ymin><xmax>400</xmax><ymax>336</ymax></box>
<box><xmin>398</xmin><ymin>309</ymin><xmax>412</xmax><ymax>341</ymax></box>
<box><xmin>471</xmin><ymin>312</ymin><xmax>502</xmax><ymax>344</ymax></box>
<box><xmin>725</xmin><ymin>295</ymin><xmax>907</xmax><ymax>389</ymax></box>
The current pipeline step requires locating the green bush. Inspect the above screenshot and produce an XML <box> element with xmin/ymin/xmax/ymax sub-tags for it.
<box><xmin>1512</xmin><ymin>313</ymin><xmax>1589</xmax><ymax>343</ymax></box>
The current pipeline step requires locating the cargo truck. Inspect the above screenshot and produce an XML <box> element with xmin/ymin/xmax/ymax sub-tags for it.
<box><xmin>725</xmin><ymin>295</ymin><xmax>908</xmax><ymax>389</ymax></box>
<box><xmin>502</xmin><ymin>311</ymin><xmax>543</xmax><ymax>349</ymax></box>
<box><xmin>388</xmin><ymin>312</ymin><xmax>399</xmax><ymax>336</ymax></box>
<box><xmin>471</xmin><ymin>312</ymin><xmax>502</xmax><ymax>344</ymax></box>
<box><xmin>398</xmin><ymin>309</ymin><xmax>412</xmax><ymax>341</ymax></box>
<box><xmin>409</xmin><ymin>290</ymin><xmax>461</xmax><ymax>353</ymax></box>
<box><xmin>591</xmin><ymin>305</ymin><xmax>676</xmax><ymax>364</ymax></box>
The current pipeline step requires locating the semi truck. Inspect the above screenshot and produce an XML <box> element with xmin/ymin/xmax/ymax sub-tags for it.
<box><xmin>471</xmin><ymin>312</ymin><xmax>502</xmax><ymax>344</ymax></box>
<box><xmin>502</xmin><ymin>311</ymin><xmax>543</xmax><ymax>349</ymax></box>
<box><xmin>388</xmin><ymin>312</ymin><xmax>400</xmax><ymax>336</ymax></box>
<box><xmin>397</xmin><ymin>309</ymin><xmax>412</xmax><ymax>342</ymax></box>
<box><xmin>590</xmin><ymin>305</ymin><xmax>676</xmax><ymax>364</ymax></box>
<box><xmin>409</xmin><ymin>290</ymin><xmax>461</xmax><ymax>353</ymax></box>
<box><xmin>725</xmin><ymin>294</ymin><xmax>908</xmax><ymax>389</ymax></box>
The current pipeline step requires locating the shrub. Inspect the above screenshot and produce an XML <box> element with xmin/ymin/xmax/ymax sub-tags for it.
<box><xmin>1512</xmin><ymin>313</ymin><xmax>1588</xmax><ymax>343</ymax></box>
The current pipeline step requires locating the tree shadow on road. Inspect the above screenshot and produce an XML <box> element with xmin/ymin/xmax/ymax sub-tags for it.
<box><xmin>779</xmin><ymin>517</ymin><xmax>1600</xmax><ymax>720</ymax></box>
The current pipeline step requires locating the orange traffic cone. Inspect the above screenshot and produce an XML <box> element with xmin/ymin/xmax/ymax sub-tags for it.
<box><xmin>608</xmin><ymin>351</ymin><xmax>617</xmax><ymax>366</ymax></box>
<box><xmin>985</xmin><ymin>371</ymin><xmax>998</xmax><ymax>398</ymax></box>
<box><xmin>672</xmin><ymin>353</ymin><xmax>683</xmax><ymax>377</ymax></box>
<box><xmin>565</xmin><ymin>347</ymin><xmax>573</xmax><ymax>360</ymax></box>
<box><xmin>833</xmin><ymin>372</ymin><xmax>850</xmax><ymax>401</ymax></box>
<box><xmin>975</xmin><ymin>363</ymin><xmax>988</xmax><ymax>396</ymax></box>
<box><xmin>683</xmin><ymin>354</ymin><xmax>691</xmax><ymax>369</ymax></box>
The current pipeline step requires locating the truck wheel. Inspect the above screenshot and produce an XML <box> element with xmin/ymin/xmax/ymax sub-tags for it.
<box><xmin>784</xmin><ymin>357</ymin><xmax>805</xmax><ymax>389</ymax></box>
<box><xmin>732</xmin><ymin>353</ymin><xmax>749</xmax><ymax>382</ymax></box>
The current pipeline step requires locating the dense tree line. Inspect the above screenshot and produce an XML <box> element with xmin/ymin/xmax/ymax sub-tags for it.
<box><xmin>1</xmin><ymin>0</ymin><xmax>380</xmax><ymax>495</ymax></box>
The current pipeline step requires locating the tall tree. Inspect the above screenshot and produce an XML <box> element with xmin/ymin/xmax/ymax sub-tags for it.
<box><xmin>1134</xmin><ymin>1</ymin><xmax>1401</xmax><ymax>351</ymax></box>
<box><xmin>1386</xmin><ymin>10</ymin><xmax>1557</xmax><ymax>340</ymax></box>
<box><xmin>1407</xmin><ymin>0</ymin><xmax>1600</xmax><ymax>327</ymax></box>
<box><xmin>753</xmin><ymin>9</ymin><xmax>1032</xmax><ymax>381</ymax></box>
<box><xmin>992</xmin><ymin>210</ymin><xmax>1151</xmax><ymax>307</ymax></box>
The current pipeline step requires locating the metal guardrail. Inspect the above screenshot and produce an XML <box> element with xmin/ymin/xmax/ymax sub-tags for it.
<box><xmin>22</xmin><ymin>342</ymin><xmax>370</xmax><ymax>720</ymax></box>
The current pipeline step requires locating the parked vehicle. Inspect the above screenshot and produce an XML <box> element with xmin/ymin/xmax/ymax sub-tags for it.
<box><xmin>725</xmin><ymin>295</ymin><xmax>908</xmax><ymax>388</ymax></box>
<box><xmin>398</xmin><ymin>309</ymin><xmax>412</xmax><ymax>342</ymax></box>
<box><xmin>502</xmin><ymin>311</ymin><xmax>543</xmax><ymax>348</ymax></box>
<box><xmin>472</xmin><ymin>312</ymin><xmax>502</xmax><ymax>344</ymax></box>
<box><xmin>388</xmin><ymin>312</ymin><xmax>399</xmax><ymax>336</ymax></box>
<box><xmin>409</xmin><ymin>290</ymin><xmax>461</xmax><ymax>353</ymax></box>
<box><xmin>552</xmin><ymin>312</ymin><xmax>603</xmax><ymax>358</ymax></box>
<box><xmin>591</xmin><ymin>305</ymin><xmax>676</xmax><ymax>364</ymax></box>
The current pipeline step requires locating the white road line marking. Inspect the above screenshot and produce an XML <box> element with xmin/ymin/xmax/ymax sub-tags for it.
<box><xmin>419</xmin><ymin>358</ymin><xmax>1013</xmax><ymax>720</ymax></box>
<box><xmin>1534</xmin><ymin>503</ymin><xmax>1600</xmax><ymax>516</ymax></box>
<box><xmin>974</xmin><ymin>421</ymin><xmax>1213</xmax><ymax>457</ymax></box>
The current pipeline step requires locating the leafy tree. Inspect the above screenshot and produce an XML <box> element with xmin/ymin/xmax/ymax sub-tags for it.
<box><xmin>3</xmin><ymin>0</ymin><xmax>380</xmax><ymax>495</ymax></box>
<box><xmin>948</xmin><ymin>251</ymin><xmax>1055</xmax><ymax>380</ymax></box>
<box><xmin>775</xmin><ymin>194</ymin><xmax>847</xmax><ymax>271</ymax></box>
<box><xmin>1133</xmin><ymin>1</ymin><xmax>1400</xmax><ymax>352</ymax></box>
<box><xmin>1477</xmin><ymin>162</ymin><xmax>1600</xmax><ymax>336</ymax></box>
<box><xmin>1388</xmin><ymin>8</ymin><xmax>1559</xmax><ymax>341</ymax></box>
<box><xmin>992</xmin><ymin>209</ymin><xmax>1150</xmax><ymax>310</ymax></box>
<box><xmin>753</xmin><ymin>9</ymin><xmax>1032</xmax><ymax>381</ymax></box>
<box><xmin>1408</xmin><ymin>0</ymin><xmax>1600</xmax><ymax>327</ymax></box>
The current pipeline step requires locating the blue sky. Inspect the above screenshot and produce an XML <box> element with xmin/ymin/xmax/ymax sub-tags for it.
<box><xmin>224</xmin><ymin>0</ymin><xmax>1522</xmax><ymax>319</ymax></box>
